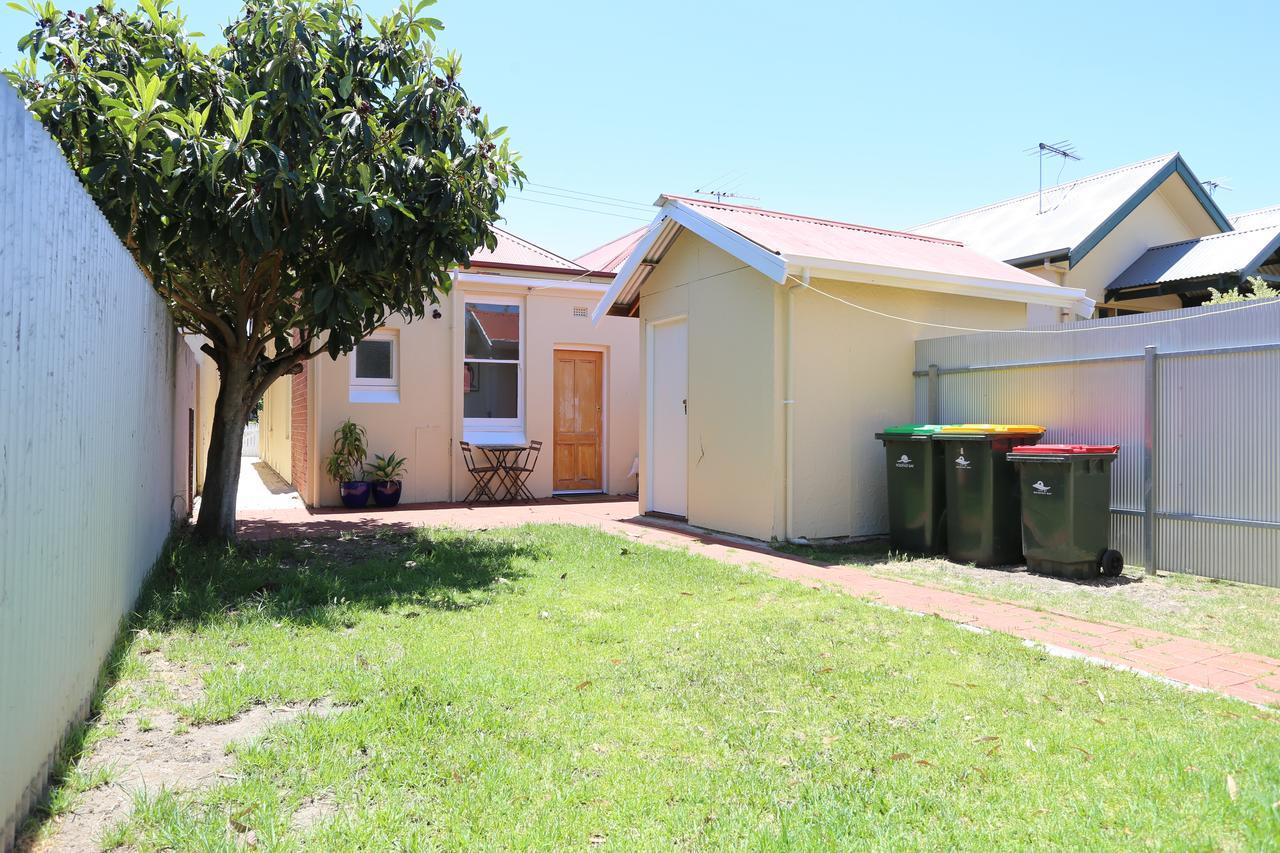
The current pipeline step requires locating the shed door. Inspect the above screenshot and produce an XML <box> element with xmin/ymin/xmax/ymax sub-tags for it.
<box><xmin>553</xmin><ymin>349</ymin><xmax>603</xmax><ymax>492</ymax></box>
<box><xmin>650</xmin><ymin>318</ymin><xmax>688</xmax><ymax>518</ymax></box>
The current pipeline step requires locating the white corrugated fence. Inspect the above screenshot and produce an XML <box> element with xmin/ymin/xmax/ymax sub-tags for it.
<box><xmin>915</xmin><ymin>300</ymin><xmax>1280</xmax><ymax>587</ymax></box>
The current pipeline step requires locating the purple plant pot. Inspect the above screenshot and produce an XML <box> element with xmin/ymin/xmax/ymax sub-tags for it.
<box><xmin>340</xmin><ymin>481</ymin><xmax>371</xmax><ymax>509</ymax></box>
<box><xmin>372</xmin><ymin>480</ymin><xmax>403</xmax><ymax>508</ymax></box>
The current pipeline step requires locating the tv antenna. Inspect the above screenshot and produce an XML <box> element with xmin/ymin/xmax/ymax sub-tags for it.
<box><xmin>1024</xmin><ymin>141</ymin><xmax>1081</xmax><ymax>214</ymax></box>
<box><xmin>1200</xmin><ymin>178</ymin><xmax>1233</xmax><ymax>197</ymax></box>
<box><xmin>693</xmin><ymin>188</ymin><xmax>760</xmax><ymax>204</ymax></box>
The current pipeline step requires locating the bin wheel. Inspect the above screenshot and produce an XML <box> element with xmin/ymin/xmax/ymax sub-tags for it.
<box><xmin>1099</xmin><ymin>549</ymin><xmax>1124</xmax><ymax>578</ymax></box>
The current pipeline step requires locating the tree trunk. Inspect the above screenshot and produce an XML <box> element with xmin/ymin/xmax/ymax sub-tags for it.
<box><xmin>193</xmin><ymin>364</ymin><xmax>255</xmax><ymax>542</ymax></box>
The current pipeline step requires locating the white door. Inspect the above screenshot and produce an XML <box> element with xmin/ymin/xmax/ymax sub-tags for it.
<box><xmin>650</xmin><ymin>318</ymin><xmax>688</xmax><ymax>517</ymax></box>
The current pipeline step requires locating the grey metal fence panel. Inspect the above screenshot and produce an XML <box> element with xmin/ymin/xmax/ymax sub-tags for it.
<box><xmin>0</xmin><ymin>82</ymin><xmax>182</xmax><ymax>848</ymax></box>
<box><xmin>915</xmin><ymin>299</ymin><xmax>1280</xmax><ymax>587</ymax></box>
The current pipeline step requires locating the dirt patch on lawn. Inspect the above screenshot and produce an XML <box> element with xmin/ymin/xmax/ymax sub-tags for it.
<box><xmin>18</xmin><ymin>654</ymin><xmax>339</xmax><ymax>853</ymax></box>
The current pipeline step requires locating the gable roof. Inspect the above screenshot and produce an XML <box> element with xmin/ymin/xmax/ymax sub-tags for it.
<box><xmin>1230</xmin><ymin>205</ymin><xmax>1280</xmax><ymax>231</ymax></box>
<box><xmin>466</xmin><ymin>227</ymin><xmax>586</xmax><ymax>273</ymax></box>
<box><xmin>574</xmin><ymin>228</ymin><xmax>648</xmax><ymax>273</ymax></box>
<box><xmin>911</xmin><ymin>153</ymin><xmax>1232</xmax><ymax>267</ymax></box>
<box><xmin>593</xmin><ymin>195</ymin><xmax>1093</xmax><ymax>322</ymax></box>
<box><xmin>1107</xmin><ymin>225</ymin><xmax>1280</xmax><ymax>293</ymax></box>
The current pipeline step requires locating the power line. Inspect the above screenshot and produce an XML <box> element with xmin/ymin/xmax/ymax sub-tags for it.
<box><xmin>506</xmin><ymin>195</ymin><xmax>653</xmax><ymax>222</ymax></box>
<box><xmin>524</xmin><ymin>182</ymin><xmax>654</xmax><ymax>209</ymax></box>
<box><xmin>521</xmin><ymin>187</ymin><xmax>654</xmax><ymax>213</ymax></box>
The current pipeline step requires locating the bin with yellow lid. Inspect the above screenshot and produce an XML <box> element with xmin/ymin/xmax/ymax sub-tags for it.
<box><xmin>932</xmin><ymin>424</ymin><xmax>1045</xmax><ymax>566</ymax></box>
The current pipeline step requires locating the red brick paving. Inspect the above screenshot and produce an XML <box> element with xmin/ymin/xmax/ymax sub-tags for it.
<box><xmin>237</xmin><ymin>499</ymin><xmax>1280</xmax><ymax>709</ymax></box>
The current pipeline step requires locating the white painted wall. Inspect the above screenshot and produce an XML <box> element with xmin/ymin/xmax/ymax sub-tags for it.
<box><xmin>0</xmin><ymin>82</ymin><xmax>191</xmax><ymax>846</ymax></box>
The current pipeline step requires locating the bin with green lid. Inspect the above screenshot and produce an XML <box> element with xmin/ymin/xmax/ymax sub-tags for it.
<box><xmin>874</xmin><ymin>425</ymin><xmax>949</xmax><ymax>554</ymax></box>
<box><xmin>933</xmin><ymin>424</ymin><xmax>1046</xmax><ymax>566</ymax></box>
<box><xmin>1009</xmin><ymin>444</ymin><xmax>1123</xmax><ymax>579</ymax></box>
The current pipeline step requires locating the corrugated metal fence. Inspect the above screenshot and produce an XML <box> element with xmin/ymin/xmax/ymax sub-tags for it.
<box><xmin>914</xmin><ymin>300</ymin><xmax>1280</xmax><ymax>587</ymax></box>
<box><xmin>0</xmin><ymin>82</ymin><xmax>191</xmax><ymax>849</ymax></box>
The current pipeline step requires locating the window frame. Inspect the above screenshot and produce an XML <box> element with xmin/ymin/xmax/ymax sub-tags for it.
<box><xmin>462</xmin><ymin>295</ymin><xmax>524</xmax><ymax>432</ymax></box>
<box><xmin>349</xmin><ymin>330</ymin><xmax>399</xmax><ymax>403</ymax></box>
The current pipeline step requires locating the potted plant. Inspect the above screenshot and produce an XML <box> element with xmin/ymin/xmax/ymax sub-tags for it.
<box><xmin>368</xmin><ymin>452</ymin><xmax>408</xmax><ymax>508</ymax></box>
<box><xmin>325</xmin><ymin>419</ymin><xmax>370</xmax><ymax>508</ymax></box>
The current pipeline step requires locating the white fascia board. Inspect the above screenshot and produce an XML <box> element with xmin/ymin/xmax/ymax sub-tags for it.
<box><xmin>590</xmin><ymin>212</ymin><xmax>671</xmax><ymax>324</ymax></box>
<box><xmin>664</xmin><ymin>200</ymin><xmax>788</xmax><ymax>284</ymax></box>
<box><xmin>783</xmin><ymin>254</ymin><xmax>1095</xmax><ymax>317</ymax></box>
<box><xmin>452</xmin><ymin>271</ymin><xmax>610</xmax><ymax>295</ymax></box>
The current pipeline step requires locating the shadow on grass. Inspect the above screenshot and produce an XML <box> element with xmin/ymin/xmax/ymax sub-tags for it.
<box><xmin>135</xmin><ymin>526</ymin><xmax>534</xmax><ymax>631</ymax></box>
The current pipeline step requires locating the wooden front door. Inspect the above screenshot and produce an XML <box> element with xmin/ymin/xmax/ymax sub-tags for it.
<box><xmin>553</xmin><ymin>349</ymin><xmax>603</xmax><ymax>492</ymax></box>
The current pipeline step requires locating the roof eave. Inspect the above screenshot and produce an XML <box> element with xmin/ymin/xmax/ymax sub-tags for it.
<box><xmin>1069</xmin><ymin>155</ymin><xmax>1234</xmax><ymax>268</ymax></box>
<box><xmin>783</xmin><ymin>254</ymin><xmax>1095</xmax><ymax>317</ymax></box>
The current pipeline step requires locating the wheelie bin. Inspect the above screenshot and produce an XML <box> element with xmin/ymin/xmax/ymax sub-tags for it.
<box><xmin>1009</xmin><ymin>444</ymin><xmax>1124</xmax><ymax>579</ymax></box>
<box><xmin>933</xmin><ymin>424</ymin><xmax>1045</xmax><ymax>566</ymax></box>
<box><xmin>874</xmin><ymin>425</ymin><xmax>949</xmax><ymax>555</ymax></box>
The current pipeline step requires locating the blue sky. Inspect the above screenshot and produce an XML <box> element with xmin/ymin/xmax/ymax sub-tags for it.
<box><xmin>4</xmin><ymin>0</ymin><xmax>1278</xmax><ymax>259</ymax></box>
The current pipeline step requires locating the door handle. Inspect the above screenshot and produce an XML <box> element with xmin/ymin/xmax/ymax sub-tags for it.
<box><xmin>683</xmin><ymin>398</ymin><xmax>687</xmax><ymax>414</ymax></box>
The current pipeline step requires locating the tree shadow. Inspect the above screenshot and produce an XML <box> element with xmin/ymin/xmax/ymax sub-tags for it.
<box><xmin>135</xmin><ymin>526</ymin><xmax>535</xmax><ymax>631</ymax></box>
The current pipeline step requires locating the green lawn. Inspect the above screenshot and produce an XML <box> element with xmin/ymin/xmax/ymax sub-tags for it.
<box><xmin>779</xmin><ymin>541</ymin><xmax>1280</xmax><ymax>662</ymax></box>
<box><xmin>39</xmin><ymin>526</ymin><xmax>1280</xmax><ymax>849</ymax></box>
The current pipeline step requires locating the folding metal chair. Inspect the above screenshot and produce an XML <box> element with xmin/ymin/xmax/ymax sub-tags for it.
<box><xmin>460</xmin><ymin>441</ymin><xmax>500</xmax><ymax>503</ymax></box>
<box><xmin>505</xmin><ymin>440</ymin><xmax>542</xmax><ymax>501</ymax></box>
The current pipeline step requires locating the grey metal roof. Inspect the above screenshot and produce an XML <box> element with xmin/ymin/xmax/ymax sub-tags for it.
<box><xmin>910</xmin><ymin>153</ymin><xmax>1232</xmax><ymax>266</ymax></box>
<box><xmin>1107</xmin><ymin>225</ymin><xmax>1280</xmax><ymax>291</ymax></box>
<box><xmin>1229</xmin><ymin>205</ymin><xmax>1280</xmax><ymax>230</ymax></box>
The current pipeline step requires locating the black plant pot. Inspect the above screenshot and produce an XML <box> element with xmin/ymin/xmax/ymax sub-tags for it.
<box><xmin>372</xmin><ymin>480</ymin><xmax>403</xmax><ymax>508</ymax></box>
<box><xmin>340</xmin><ymin>481</ymin><xmax>371</xmax><ymax>509</ymax></box>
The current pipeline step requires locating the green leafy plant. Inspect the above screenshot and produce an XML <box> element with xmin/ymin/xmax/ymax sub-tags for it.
<box><xmin>7</xmin><ymin>0</ymin><xmax>522</xmax><ymax>540</ymax></box>
<box><xmin>324</xmin><ymin>419</ymin><xmax>368</xmax><ymax>484</ymax></box>
<box><xmin>1207</xmin><ymin>275</ymin><xmax>1280</xmax><ymax>304</ymax></box>
<box><xmin>368</xmin><ymin>452</ymin><xmax>408</xmax><ymax>483</ymax></box>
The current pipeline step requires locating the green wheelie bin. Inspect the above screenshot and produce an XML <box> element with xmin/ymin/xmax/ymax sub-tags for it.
<box><xmin>1009</xmin><ymin>444</ymin><xmax>1124</xmax><ymax>579</ymax></box>
<box><xmin>934</xmin><ymin>424</ymin><xmax>1045</xmax><ymax>567</ymax></box>
<box><xmin>874</xmin><ymin>425</ymin><xmax>949</xmax><ymax>555</ymax></box>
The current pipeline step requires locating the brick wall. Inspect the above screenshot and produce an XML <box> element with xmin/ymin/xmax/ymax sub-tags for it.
<box><xmin>290</xmin><ymin>366</ymin><xmax>309</xmax><ymax>503</ymax></box>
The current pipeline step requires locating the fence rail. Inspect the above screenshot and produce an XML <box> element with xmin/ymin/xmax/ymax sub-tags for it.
<box><xmin>914</xmin><ymin>299</ymin><xmax>1280</xmax><ymax>588</ymax></box>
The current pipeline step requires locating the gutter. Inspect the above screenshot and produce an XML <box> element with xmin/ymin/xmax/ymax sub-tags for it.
<box><xmin>783</xmin><ymin>269</ymin><xmax>805</xmax><ymax>544</ymax></box>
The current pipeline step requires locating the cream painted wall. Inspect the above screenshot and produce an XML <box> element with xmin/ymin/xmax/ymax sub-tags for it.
<box><xmin>637</xmin><ymin>231</ymin><xmax>783</xmax><ymax>541</ymax></box>
<box><xmin>1066</xmin><ymin>176</ymin><xmax>1219</xmax><ymax>311</ymax></box>
<box><xmin>194</xmin><ymin>353</ymin><xmax>218</xmax><ymax>494</ymax></box>
<box><xmin>259</xmin><ymin>375</ymin><xmax>291</xmax><ymax>480</ymax></box>
<box><xmin>790</xmin><ymin>280</ymin><xmax>1028</xmax><ymax>539</ymax></box>
<box><xmin>311</xmin><ymin>278</ymin><xmax>639</xmax><ymax>506</ymax></box>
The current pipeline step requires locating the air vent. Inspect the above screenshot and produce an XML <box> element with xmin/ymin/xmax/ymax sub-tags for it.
<box><xmin>573</xmin><ymin>306</ymin><xmax>588</xmax><ymax>318</ymax></box>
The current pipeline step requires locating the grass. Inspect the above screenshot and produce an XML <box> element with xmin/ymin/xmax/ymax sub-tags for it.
<box><xmin>779</xmin><ymin>540</ymin><xmax>1280</xmax><ymax>661</ymax></box>
<box><xmin>50</xmin><ymin>525</ymin><xmax>1280</xmax><ymax>849</ymax></box>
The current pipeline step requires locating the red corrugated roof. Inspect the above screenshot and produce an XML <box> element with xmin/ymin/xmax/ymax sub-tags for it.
<box><xmin>574</xmin><ymin>227</ymin><xmax>648</xmax><ymax>273</ymax></box>
<box><xmin>662</xmin><ymin>195</ymin><xmax>1050</xmax><ymax>286</ymax></box>
<box><xmin>468</xmin><ymin>227</ymin><xmax>585</xmax><ymax>271</ymax></box>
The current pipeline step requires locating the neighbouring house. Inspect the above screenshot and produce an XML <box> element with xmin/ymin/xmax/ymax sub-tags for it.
<box><xmin>253</xmin><ymin>227</ymin><xmax>640</xmax><ymax>506</ymax></box>
<box><xmin>910</xmin><ymin>153</ymin><xmax>1235</xmax><ymax>315</ymax></box>
<box><xmin>592</xmin><ymin>194</ymin><xmax>1091</xmax><ymax>542</ymax></box>
<box><xmin>1106</xmin><ymin>224</ymin><xmax>1280</xmax><ymax>303</ymax></box>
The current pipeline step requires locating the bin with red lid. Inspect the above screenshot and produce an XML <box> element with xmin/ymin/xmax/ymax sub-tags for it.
<box><xmin>1008</xmin><ymin>444</ymin><xmax>1123</xmax><ymax>579</ymax></box>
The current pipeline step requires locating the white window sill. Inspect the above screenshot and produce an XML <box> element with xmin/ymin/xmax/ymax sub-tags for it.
<box><xmin>350</xmin><ymin>388</ymin><xmax>400</xmax><ymax>404</ymax></box>
<box><xmin>463</xmin><ymin>427</ymin><xmax>527</xmax><ymax>446</ymax></box>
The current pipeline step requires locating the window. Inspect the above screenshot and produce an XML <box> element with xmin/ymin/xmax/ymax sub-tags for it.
<box><xmin>349</xmin><ymin>331</ymin><xmax>399</xmax><ymax>403</ymax></box>
<box><xmin>464</xmin><ymin>299</ymin><xmax>522</xmax><ymax>430</ymax></box>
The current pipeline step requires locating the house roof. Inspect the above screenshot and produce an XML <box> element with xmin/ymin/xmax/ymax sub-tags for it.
<box><xmin>1229</xmin><ymin>205</ymin><xmax>1280</xmax><ymax>230</ymax></box>
<box><xmin>1107</xmin><ymin>225</ymin><xmax>1280</xmax><ymax>292</ymax></box>
<box><xmin>593</xmin><ymin>194</ymin><xmax>1093</xmax><ymax>322</ymax></box>
<box><xmin>911</xmin><ymin>153</ymin><xmax>1232</xmax><ymax>267</ymax></box>
<box><xmin>467</xmin><ymin>227</ymin><xmax>586</xmax><ymax>273</ymax></box>
<box><xmin>574</xmin><ymin>228</ymin><xmax>648</xmax><ymax>273</ymax></box>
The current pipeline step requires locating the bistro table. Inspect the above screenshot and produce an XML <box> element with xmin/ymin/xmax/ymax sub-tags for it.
<box><xmin>473</xmin><ymin>443</ymin><xmax>529</xmax><ymax>502</ymax></box>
